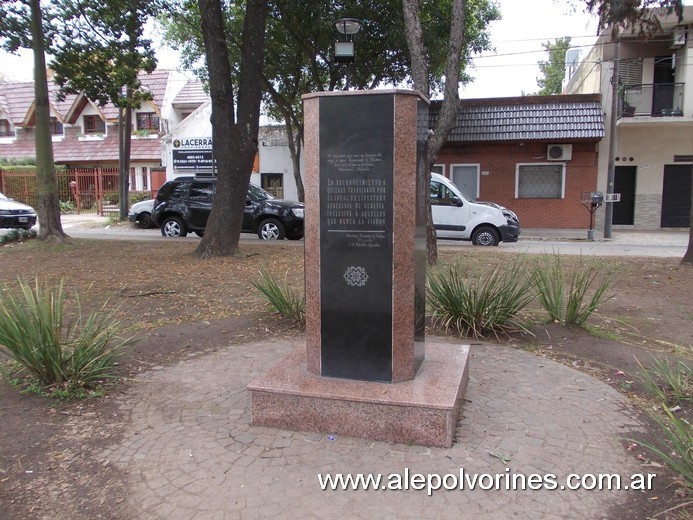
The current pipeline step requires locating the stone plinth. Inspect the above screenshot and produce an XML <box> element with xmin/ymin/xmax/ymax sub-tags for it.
<box><xmin>248</xmin><ymin>342</ymin><xmax>469</xmax><ymax>448</ymax></box>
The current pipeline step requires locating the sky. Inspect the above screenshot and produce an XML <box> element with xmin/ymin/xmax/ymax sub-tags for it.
<box><xmin>462</xmin><ymin>0</ymin><xmax>599</xmax><ymax>97</ymax></box>
<box><xmin>0</xmin><ymin>1</ymin><xmax>681</xmax><ymax>99</ymax></box>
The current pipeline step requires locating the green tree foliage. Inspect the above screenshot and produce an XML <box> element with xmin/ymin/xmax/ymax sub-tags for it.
<box><xmin>402</xmin><ymin>0</ymin><xmax>500</xmax><ymax>265</ymax></box>
<box><xmin>159</xmin><ymin>0</ymin><xmax>499</xmax><ymax>205</ymax></box>
<box><xmin>161</xmin><ymin>0</ymin><xmax>469</xmax><ymax>94</ymax></box>
<box><xmin>535</xmin><ymin>37</ymin><xmax>571</xmax><ymax>96</ymax></box>
<box><xmin>50</xmin><ymin>0</ymin><xmax>163</xmax><ymax>219</ymax></box>
<box><xmin>583</xmin><ymin>0</ymin><xmax>683</xmax><ymax>35</ymax></box>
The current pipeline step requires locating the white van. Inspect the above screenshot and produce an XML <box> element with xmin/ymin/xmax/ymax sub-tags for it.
<box><xmin>430</xmin><ymin>172</ymin><xmax>520</xmax><ymax>246</ymax></box>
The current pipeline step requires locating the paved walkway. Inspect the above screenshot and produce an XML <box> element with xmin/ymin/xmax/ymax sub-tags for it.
<box><xmin>103</xmin><ymin>338</ymin><xmax>650</xmax><ymax>519</ymax></box>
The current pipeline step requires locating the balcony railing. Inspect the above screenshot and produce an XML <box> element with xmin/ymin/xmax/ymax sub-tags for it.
<box><xmin>619</xmin><ymin>83</ymin><xmax>685</xmax><ymax>118</ymax></box>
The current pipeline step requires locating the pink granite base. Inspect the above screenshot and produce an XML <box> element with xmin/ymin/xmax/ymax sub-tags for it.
<box><xmin>247</xmin><ymin>342</ymin><xmax>469</xmax><ymax>448</ymax></box>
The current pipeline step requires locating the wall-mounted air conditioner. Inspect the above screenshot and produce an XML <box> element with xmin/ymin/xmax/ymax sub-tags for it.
<box><xmin>671</xmin><ymin>26</ymin><xmax>687</xmax><ymax>49</ymax></box>
<box><xmin>547</xmin><ymin>144</ymin><xmax>572</xmax><ymax>161</ymax></box>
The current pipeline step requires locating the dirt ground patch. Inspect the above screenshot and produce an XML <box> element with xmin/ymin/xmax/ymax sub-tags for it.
<box><xmin>0</xmin><ymin>237</ymin><xmax>691</xmax><ymax>519</ymax></box>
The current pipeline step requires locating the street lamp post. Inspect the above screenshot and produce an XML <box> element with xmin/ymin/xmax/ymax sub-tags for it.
<box><xmin>604</xmin><ymin>28</ymin><xmax>620</xmax><ymax>239</ymax></box>
<box><xmin>334</xmin><ymin>18</ymin><xmax>362</xmax><ymax>90</ymax></box>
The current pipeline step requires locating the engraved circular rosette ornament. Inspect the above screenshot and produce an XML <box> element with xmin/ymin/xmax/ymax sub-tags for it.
<box><xmin>343</xmin><ymin>266</ymin><xmax>369</xmax><ymax>287</ymax></box>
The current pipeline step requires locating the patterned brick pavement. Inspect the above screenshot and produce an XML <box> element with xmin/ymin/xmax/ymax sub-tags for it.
<box><xmin>103</xmin><ymin>339</ymin><xmax>649</xmax><ymax>519</ymax></box>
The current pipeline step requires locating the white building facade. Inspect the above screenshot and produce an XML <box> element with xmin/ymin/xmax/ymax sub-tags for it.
<box><xmin>161</xmin><ymin>102</ymin><xmax>304</xmax><ymax>201</ymax></box>
<box><xmin>564</xmin><ymin>7</ymin><xmax>693</xmax><ymax>229</ymax></box>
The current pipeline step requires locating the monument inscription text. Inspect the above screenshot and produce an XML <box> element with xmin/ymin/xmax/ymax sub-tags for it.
<box><xmin>318</xmin><ymin>95</ymin><xmax>394</xmax><ymax>382</ymax></box>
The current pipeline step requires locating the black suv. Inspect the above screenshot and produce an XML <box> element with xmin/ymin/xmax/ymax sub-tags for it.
<box><xmin>151</xmin><ymin>176</ymin><xmax>305</xmax><ymax>240</ymax></box>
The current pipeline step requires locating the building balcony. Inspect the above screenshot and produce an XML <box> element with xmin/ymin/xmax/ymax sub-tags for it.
<box><xmin>618</xmin><ymin>83</ymin><xmax>685</xmax><ymax>118</ymax></box>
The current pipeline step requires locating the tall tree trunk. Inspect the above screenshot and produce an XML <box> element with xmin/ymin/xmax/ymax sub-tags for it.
<box><xmin>119</xmin><ymin>87</ymin><xmax>133</xmax><ymax>220</ymax></box>
<box><xmin>30</xmin><ymin>0</ymin><xmax>67</xmax><ymax>240</ymax></box>
<box><xmin>401</xmin><ymin>0</ymin><xmax>429</xmax><ymax>94</ymax></box>
<box><xmin>283</xmin><ymin>113</ymin><xmax>304</xmax><ymax>202</ymax></box>
<box><xmin>402</xmin><ymin>0</ymin><xmax>436</xmax><ymax>265</ymax></box>
<box><xmin>262</xmin><ymin>79</ymin><xmax>305</xmax><ymax>202</ymax></box>
<box><xmin>194</xmin><ymin>0</ymin><xmax>268</xmax><ymax>258</ymax></box>
<box><xmin>403</xmin><ymin>0</ymin><xmax>466</xmax><ymax>266</ymax></box>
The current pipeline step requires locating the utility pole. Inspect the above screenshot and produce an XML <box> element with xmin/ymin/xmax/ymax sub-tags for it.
<box><xmin>604</xmin><ymin>26</ymin><xmax>620</xmax><ymax>239</ymax></box>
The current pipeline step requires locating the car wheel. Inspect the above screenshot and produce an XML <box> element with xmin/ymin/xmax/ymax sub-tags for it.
<box><xmin>161</xmin><ymin>216</ymin><xmax>188</xmax><ymax>237</ymax></box>
<box><xmin>137</xmin><ymin>212</ymin><xmax>153</xmax><ymax>228</ymax></box>
<box><xmin>257</xmin><ymin>218</ymin><xmax>285</xmax><ymax>240</ymax></box>
<box><xmin>194</xmin><ymin>230</ymin><xmax>204</xmax><ymax>237</ymax></box>
<box><xmin>472</xmin><ymin>226</ymin><xmax>499</xmax><ymax>246</ymax></box>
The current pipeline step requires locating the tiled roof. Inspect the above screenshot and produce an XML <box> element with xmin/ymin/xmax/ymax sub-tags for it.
<box><xmin>0</xmin><ymin>69</ymin><xmax>206</xmax><ymax>126</ymax></box>
<box><xmin>48</xmin><ymin>82</ymin><xmax>78</xmax><ymax>119</ymax></box>
<box><xmin>173</xmin><ymin>81</ymin><xmax>208</xmax><ymax>109</ymax></box>
<box><xmin>0</xmin><ymin>133</ymin><xmax>161</xmax><ymax>163</ymax></box>
<box><xmin>431</xmin><ymin>94</ymin><xmax>604</xmax><ymax>142</ymax></box>
<box><xmin>2</xmin><ymin>82</ymin><xmax>35</xmax><ymax>124</ymax></box>
<box><xmin>0</xmin><ymin>81</ymin><xmax>78</xmax><ymax>124</ymax></box>
<box><xmin>0</xmin><ymin>92</ymin><xmax>11</xmax><ymax>117</ymax></box>
<box><xmin>53</xmin><ymin>134</ymin><xmax>161</xmax><ymax>163</ymax></box>
<box><xmin>100</xmin><ymin>70</ymin><xmax>173</xmax><ymax>120</ymax></box>
<box><xmin>0</xmin><ymin>135</ymin><xmax>35</xmax><ymax>159</ymax></box>
<box><xmin>141</xmin><ymin>70</ymin><xmax>172</xmax><ymax>109</ymax></box>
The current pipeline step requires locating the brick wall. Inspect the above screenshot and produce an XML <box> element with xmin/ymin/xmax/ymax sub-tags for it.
<box><xmin>435</xmin><ymin>141</ymin><xmax>600</xmax><ymax>229</ymax></box>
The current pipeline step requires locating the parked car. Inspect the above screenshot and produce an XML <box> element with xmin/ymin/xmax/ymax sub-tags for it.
<box><xmin>151</xmin><ymin>176</ymin><xmax>305</xmax><ymax>240</ymax></box>
<box><xmin>0</xmin><ymin>192</ymin><xmax>37</xmax><ymax>229</ymax></box>
<box><xmin>430</xmin><ymin>172</ymin><xmax>520</xmax><ymax>246</ymax></box>
<box><xmin>128</xmin><ymin>199</ymin><xmax>155</xmax><ymax>228</ymax></box>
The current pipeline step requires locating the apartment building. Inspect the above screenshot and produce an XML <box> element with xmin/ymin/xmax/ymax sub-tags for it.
<box><xmin>564</xmin><ymin>7</ymin><xmax>693</xmax><ymax>229</ymax></box>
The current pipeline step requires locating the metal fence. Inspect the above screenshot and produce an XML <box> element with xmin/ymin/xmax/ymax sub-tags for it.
<box><xmin>621</xmin><ymin>83</ymin><xmax>685</xmax><ymax>117</ymax></box>
<box><xmin>0</xmin><ymin>167</ymin><xmax>153</xmax><ymax>215</ymax></box>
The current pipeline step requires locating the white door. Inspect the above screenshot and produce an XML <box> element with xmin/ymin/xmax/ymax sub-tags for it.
<box><xmin>452</xmin><ymin>165</ymin><xmax>479</xmax><ymax>200</ymax></box>
<box><xmin>430</xmin><ymin>179</ymin><xmax>469</xmax><ymax>239</ymax></box>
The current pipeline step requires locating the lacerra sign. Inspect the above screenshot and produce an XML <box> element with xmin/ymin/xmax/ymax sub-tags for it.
<box><xmin>172</xmin><ymin>137</ymin><xmax>213</xmax><ymax>150</ymax></box>
<box><xmin>172</xmin><ymin>136</ymin><xmax>214</xmax><ymax>170</ymax></box>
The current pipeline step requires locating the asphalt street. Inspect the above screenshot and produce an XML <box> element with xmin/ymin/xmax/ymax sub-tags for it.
<box><xmin>4</xmin><ymin>214</ymin><xmax>689</xmax><ymax>258</ymax></box>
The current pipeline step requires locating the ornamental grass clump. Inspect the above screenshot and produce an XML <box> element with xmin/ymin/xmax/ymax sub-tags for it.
<box><xmin>0</xmin><ymin>278</ymin><xmax>133</xmax><ymax>398</ymax></box>
<box><xmin>426</xmin><ymin>260</ymin><xmax>534</xmax><ymax>339</ymax></box>
<box><xmin>639</xmin><ymin>406</ymin><xmax>693</xmax><ymax>487</ymax></box>
<box><xmin>252</xmin><ymin>271</ymin><xmax>305</xmax><ymax>326</ymax></box>
<box><xmin>633</xmin><ymin>359</ymin><xmax>692</xmax><ymax>487</ymax></box>
<box><xmin>637</xmin><ymin>357</ymin><xmax>692</xmax><ymax>407</ymax></box>
<box><xmin>534</xmin><ymin>254</ymin><xmax>612</xmax><ymax>326</ymax></box>
<box><xmin>632</xmin><ymin>399</ymin><xmax>693</xmax><ymax>488</ymax></box>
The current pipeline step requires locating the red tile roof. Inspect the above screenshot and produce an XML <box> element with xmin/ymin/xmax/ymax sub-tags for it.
<box><xmin>0</xmin><ymin>69</ymin><xmax>205</xmax><ymax>165</ymax></box>
<box><xmin>0</xmin><ymin>133</ymin><xmax>36</xmax><ymax>159</ymax></box>
<box><xmin>0</xmin><ymin>69</ymin><xmax>203</xmax><ymax>124</ymax></box>
<box><xmin>0</xmin><ymin>132</ymin><xmax>161</xmax><ymax>163</ymax></box>
<box><xmin>0</xmin><ymin>92</ymin><xmax>10</xmax><ymax>117</ymax></box>
<box><xmin>100</xmin><ymin>70</ymin><xmax>173</xmax><ymax>120</ymax></box>
<box><xmin>53</xmin><ymin>134</ymin><xmax>161</xmax><ymax>163</ymax></box>
<box><xmin>173</xmin><ymin>81</ymin><xmax>208</xmax><ymax>109</ymax></box>
<box><xmin>0</xmin><ymin>81</ymin><xmax>78</xmax><ymax>125</ymax></box>
<box><xmin>3</xmin><ymin>82</ymin><xmax>35</xmax><ymax>124</ymax></box>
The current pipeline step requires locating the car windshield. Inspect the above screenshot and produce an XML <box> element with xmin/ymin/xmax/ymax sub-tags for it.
<box><xmin>247</xmin><ymin>183</ymin><xmax>274</xmax><ymax>202</ymax></box>
<box><xmin>457</xmin><ymin>188</ymin><xmax>475</xmax><ymax>202</ymax></box>
<box><xmin>0</xmin><ymin>192</ymin><xmax>9</xmax><ymax>201</ymax></box>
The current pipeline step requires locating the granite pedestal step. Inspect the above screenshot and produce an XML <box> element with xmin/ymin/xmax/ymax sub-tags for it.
<box><xmin>248</xmin><ymin>342</ymin><xmax>469</xmax><ymax>448</ymax></box>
